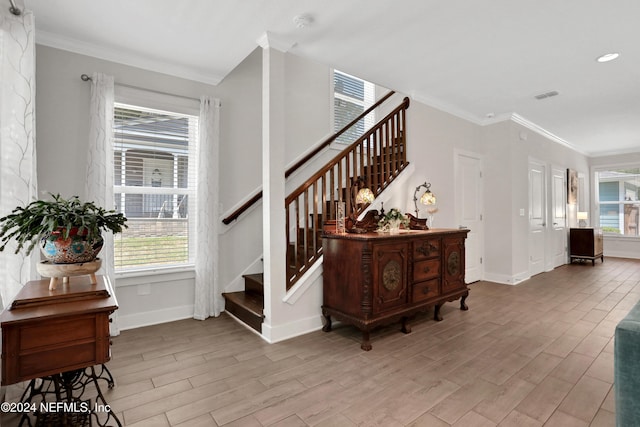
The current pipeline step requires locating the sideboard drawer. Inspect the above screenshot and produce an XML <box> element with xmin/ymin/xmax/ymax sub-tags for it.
<box><xmin>413</xmin><ymin>239</ymin><xmax>440</xmax><ymax>260</ymax></box>
<box><xmin>412</xmin><ymin>279</ymin><xmax>440</xmax><ymax>303</ymax></box>
<box><xmin>413</xmin><ymin>259</ymin><xmax>440</xmax><ymax>282</ymax></box>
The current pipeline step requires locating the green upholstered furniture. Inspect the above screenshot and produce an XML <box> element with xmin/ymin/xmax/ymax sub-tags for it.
<box><xmin>615</xmin><ymin>300</ymin><xmax>640</xmax><ymax>426</ymax></box>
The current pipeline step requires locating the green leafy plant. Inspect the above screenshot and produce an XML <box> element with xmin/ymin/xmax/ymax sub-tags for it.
<box><xmin>602</xmin><ymin>227</ymin><xmax>620</xmax><ymax>234</ymax></box>
<box><xmin>0</xmin><ymin>194</ymin><xmax>127</xmax><ymax>256</ymax></box>
<box><xmin>377</xmin><ymin>208</ymin><xmax>409</xmax><ymax>231</ymax></box>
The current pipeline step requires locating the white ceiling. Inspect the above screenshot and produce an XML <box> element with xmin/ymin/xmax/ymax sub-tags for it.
<box><xmin>25</xmin><ymin>0</ymin><xmax>640</xmax><ymax>157</ymax></box>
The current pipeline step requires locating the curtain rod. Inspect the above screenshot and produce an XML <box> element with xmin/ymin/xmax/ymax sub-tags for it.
<box><xmin>80</xmin><ymin>74</ymin><xmax>200</xmax><ymax>103</ymax></box>
<box><xmin>9</xmin><ymin>0</ymin><xmax>22</xmax><ymax>15</ymax></box>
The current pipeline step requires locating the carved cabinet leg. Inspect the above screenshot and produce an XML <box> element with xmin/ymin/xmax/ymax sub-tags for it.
<box><xmin>434</xmin><ymin>304</ymin><xmax>443</xmax><ymax>321</ymax></box>
<box><xmin>460</xmin><ymin>292</ymin><xmax>469</xmax><ymax>311</ymax></box>
<box><xmin>361</xmin><ymin>331</ymin><xmax>372</xmax><ymax>351</ymax></box>
<box><xmin>322</xmin><ymin>314</ymin><xmax>332</xmax><ymax>332</ymax></box>
<box><xmin>401</xmin><ymin>316</ymin><xmax>412</xmax><ymax>334</ymax></box>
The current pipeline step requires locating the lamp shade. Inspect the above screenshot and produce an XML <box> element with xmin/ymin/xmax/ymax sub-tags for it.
<box><xmin>355</xmin><ymin>187</ymin><xmax>374</xmax><ymax>204</ymax></box>
<box><xmin>420</xmin><ymin>190</ymin><xmax>436</xmax><ymax>206</ymax></box>
<box><xmin>577</xmin><ymin>211</ymin><xmax>588</xmax><ymax>227</ymax></box>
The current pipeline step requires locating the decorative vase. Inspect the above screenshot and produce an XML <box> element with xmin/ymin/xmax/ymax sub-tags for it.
<box><xmin>41</xmin><ymin>227</ymin><xmax>104</xmax><ymax>264</ymax></box>
<box><xmin>388</xmin><ymin>219</ymin><xmax>401</xmax><ymax>234</ymax></box>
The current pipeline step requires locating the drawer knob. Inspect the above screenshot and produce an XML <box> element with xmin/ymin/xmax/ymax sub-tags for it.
<box><xmin>423</xmin><ymin>266</ymin><xmax>430</xmax><ymax>273</ymax></box>
<box><xmin>422</xmin><ymin>287</ymin><xmax>430</xmax><ymax>294</ymax></box>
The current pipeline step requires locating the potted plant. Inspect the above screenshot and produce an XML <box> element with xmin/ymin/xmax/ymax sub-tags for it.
<box><xmin>0</xmin><ymin>194</ymin><xmax>127</xmax><ymax>264</ymax></box>
<box><xmin>377</xmin><ymin>208</ymin><xmax>409</xmax><ymax>234</ymax></box>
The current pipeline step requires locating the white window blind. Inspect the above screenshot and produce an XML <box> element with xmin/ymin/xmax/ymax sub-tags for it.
<box><xmin>333</xmin><ymin>70</ymin><xmax>375</xmax><ymax>144</ymax></box>
<box><xmin>113</xmin><ymin>103</ymin><xmax>198</xmax><ymax>271</ymax></box>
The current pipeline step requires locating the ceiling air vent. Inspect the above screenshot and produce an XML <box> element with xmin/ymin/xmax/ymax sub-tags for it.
<box><xmin>534</xmin><ymin>90</ymin><xmax>559</xmax><ymax>100</ymax></box>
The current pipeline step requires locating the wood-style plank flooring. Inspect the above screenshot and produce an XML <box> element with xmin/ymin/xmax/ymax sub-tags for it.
<box><xmin>4</xmin><ymin>257</ymin><xmax>639</xmax><ymax>426</ymax></box>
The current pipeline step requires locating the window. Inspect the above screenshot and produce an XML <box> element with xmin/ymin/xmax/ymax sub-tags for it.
<box><xmin>333</xmin><ymin>70</ymin><xmax>375</xmax><ymax>144</ymax></box>
<box><xmin>113</xmin><ymin>104</ymin><xmax>198</xmax><ymax>271</ymax></box>
<box><xmin>596</xmin><ymin>167</ymin><xmax>640</xmax><ymax>236</ymax></box>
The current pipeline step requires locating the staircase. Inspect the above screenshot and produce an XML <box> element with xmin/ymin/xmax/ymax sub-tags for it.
<box><xmin>223</xmin><ymin>96</ymin><xmax>411</xmax><ymax>332</ymax></box>
<box><xmin>222</xmin><ymin>273</ymin><xmax>264</xmax><ymax>332</ymax></box>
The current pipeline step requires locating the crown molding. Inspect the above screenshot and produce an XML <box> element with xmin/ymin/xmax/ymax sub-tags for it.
<box><xmin>36</xmin><ymin>29</ymin><xmax>224</xmax><ymax>86</ymax></box>
<box><xmin>408</xmin><ymin>91</ymin><xmax>597</xmax><ymax>156</ymax></box>
<box><xmin>509</xmin><ymin>113</ymin><xmax>590</xmax><ymax>156</ymax></box>
<box><xmin>409</xmin><ymin>91</ymin><xmax>484</xmax><ymax>125</ymax></box>
<box><xmin>256</xmin><ymin>31</ymin><xmax>295</xmax><ymax>52</ymax></box>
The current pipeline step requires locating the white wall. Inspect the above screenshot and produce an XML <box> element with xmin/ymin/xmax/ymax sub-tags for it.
<box><xmin>403</xmin><ymin>100</ymin><xmax>483</xmax><ymax>227</ymax></box>
<box><xmin>482</xmin><ymin>121</ymin><xmax>515</xmax><ymax>282</ymax></box>
<box><xmin>479</xmin><ymin>121</ymin><xmax>591</xmax><ymax>283</ymax></box>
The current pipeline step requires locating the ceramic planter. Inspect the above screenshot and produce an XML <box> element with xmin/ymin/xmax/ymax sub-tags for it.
<box><xmin>41</xmin><ymin>227</ymin><xmax>103</xmax><ymax>264</ymax></box>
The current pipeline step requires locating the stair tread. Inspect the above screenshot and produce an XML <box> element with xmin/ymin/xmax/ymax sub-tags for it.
<box><xmin>222</xmin><ymin>291</ymin><xmax>264</xmax><ymax>317</ymax></box>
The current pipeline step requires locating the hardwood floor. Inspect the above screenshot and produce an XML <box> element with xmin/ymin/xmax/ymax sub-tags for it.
<box><xmin>4</xmin><ymin>257</ymin><xmax>639</xmax><ymax>426</ymax></box>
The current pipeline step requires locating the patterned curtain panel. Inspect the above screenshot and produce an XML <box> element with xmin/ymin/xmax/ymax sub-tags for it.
<box><xmin>194</xmin><ymin>96</ymin><xmax>221</xmax><ymax>319</ymax></box>
<box><xmin>0</xmin><ymin>7</ymin><xmax>38</xmax><ymax>307</ymax></box>
<box><xmin>85</xmin><ymin>72</ymin><xmax>118</xmax><ymax>332</ymax></box>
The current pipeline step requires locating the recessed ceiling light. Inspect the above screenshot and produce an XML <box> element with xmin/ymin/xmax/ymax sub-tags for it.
<box><xmin>596</xmin><ymin>52</ymin><xmax>620</xmax><ymax>63</ymax></box>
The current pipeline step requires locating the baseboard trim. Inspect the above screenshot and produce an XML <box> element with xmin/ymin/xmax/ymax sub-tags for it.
<box><xmin>483</xmin><ymin>271</ymin><xmax>530</xmax><ymax>285</ymax></box>
<box><xmin>261</xmin><ymin>314</ymin><xmax>323</xmax><ymax>344</ymax></box>
<box><xmin>118</xmin><ymin>304</ymin><xmax>194</xmax><ymax>331</ymax></box>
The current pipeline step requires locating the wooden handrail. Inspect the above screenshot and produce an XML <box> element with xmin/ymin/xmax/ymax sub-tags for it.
<box><xmin>285</xmin><ymin>97</ymin><xmax>410</xmax><ymax>289</ymax></box>
<box><xmin>285</xmin><ymin>90</ymin><xmax>395</xmax><ymax>178</ymax></box>
<box><xmin>222</xmin><ymin>90</ymin><xmax>396</xmax><ymax>225</ymax></box>
<box><xmin>285</xmin><ymin>97</ymin><xmax>410</xmax><ymax>206</ymax></box>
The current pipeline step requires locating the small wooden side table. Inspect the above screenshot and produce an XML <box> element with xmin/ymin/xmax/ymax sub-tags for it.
<box><xmin>0</xmin><ymin>275</ymin><xmax>120</xmax><ymax>426</ymax></box>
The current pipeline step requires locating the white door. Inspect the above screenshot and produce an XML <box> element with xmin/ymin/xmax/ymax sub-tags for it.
<box><xmin>551</xmin><ymin>167</ymin><xmax>567</xmax><ymax>268</ymax></box>
<box><xmin>456</xmin><ymin>151</ymin><xmax>483</xmax><ymax>283</ymax></box>
<box><xmin>529</xmin><ymin>160</ymin><xmax>546</xmax><ymax>276</ymax></box>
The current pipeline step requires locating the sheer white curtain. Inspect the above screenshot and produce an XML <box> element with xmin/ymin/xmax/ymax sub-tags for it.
<box><xmin>85</xmin><ymin>72</ymin><xmax>118</xmax><ymax>333</ymax></box>
<box><xmin>0</xmin><ymin>6</ymin><xmax>38</xmax><ymax>307</ymax></box>
<box><xmin>194</xmin><ymin>96</ymin><xmax>222</xmax><ymax>319</ymax></box>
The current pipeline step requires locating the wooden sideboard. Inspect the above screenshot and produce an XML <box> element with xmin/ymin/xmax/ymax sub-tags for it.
<box><xmin>0</xmin><ymin>275</ymin><xmax>118</xmax><ymax>386</ymax></box>
<box><xmin>322</xmin><ymin>228</ymin><xmax>469</xmax><ymax>350</ymax></box>
<box><xmin>569</xmin><ymin>227</ymin><xmax>604</xmax><ymax>265</ymax></box>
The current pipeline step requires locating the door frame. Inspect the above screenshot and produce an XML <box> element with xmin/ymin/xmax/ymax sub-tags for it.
<box><xmin>454</xmin><ymin>149</ymin><xmax>484</xmax><ymax>283</ymax></box>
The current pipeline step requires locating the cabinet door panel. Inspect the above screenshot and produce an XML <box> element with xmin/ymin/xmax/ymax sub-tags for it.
<box><xmin>442</xmin><ymin>237</ymin><xmax>466</xmax><ymax>293</ymax></box>
<box><xmin>373</xmin><ymin>242</ymin><xmax>408</xmax><ymax>313</ymax></box>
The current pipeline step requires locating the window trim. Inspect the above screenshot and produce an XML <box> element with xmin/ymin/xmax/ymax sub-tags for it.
<box><xmin>113</xmin><ymin>91</ymin><xmax>199</xmax><ymax>274</ymax></box>
<box><xmin>593</xmin><ymin>163</ymin><xmax>640</xmax><ymax>238</ymax></box>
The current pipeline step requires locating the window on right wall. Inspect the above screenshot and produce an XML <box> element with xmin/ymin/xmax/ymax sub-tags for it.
<box><xmin>333</xmin><ymin>70</ymin><xmax>375</xmax><ymax>144</ymax></box>
<box><xmin>596</xmin><ymin>167</ymin><xmax>640</xmax><ymax>236</ymax></box>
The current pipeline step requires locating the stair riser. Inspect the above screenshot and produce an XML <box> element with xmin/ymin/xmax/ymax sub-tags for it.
<box><xmin>244</xmin><ymin>274</ymin><xmax>264</xmax><ymax>295</ymax></box>
<box><xmin>224</xmin><ymin>297</ymin><xmax>263</xmax><ymax>332</ymax></box>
